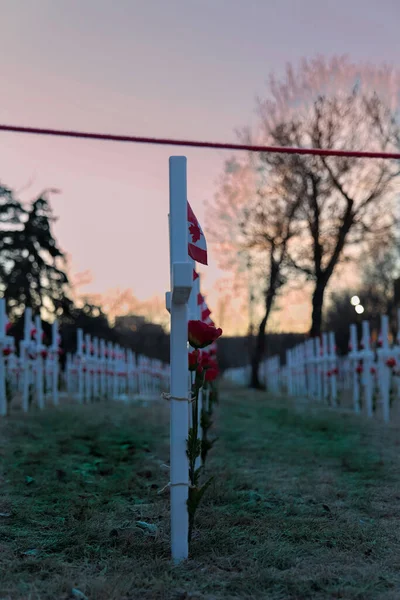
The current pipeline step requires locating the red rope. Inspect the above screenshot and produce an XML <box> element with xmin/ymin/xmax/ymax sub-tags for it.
<box><xmin>0</xmin><ymin>123</ymin><xmax>399</xmax><ymax>160</ymax></box>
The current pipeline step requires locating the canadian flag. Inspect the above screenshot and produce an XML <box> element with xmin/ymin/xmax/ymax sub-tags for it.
<box><xmin>202</xmin><ymin>307</ymin><xmax>211</xmax><ymax>321</ymax></box>
<box><xmin>187</xmin><ymin>202</ymin><xmax>208</xmax><ymax>265</ymax></box>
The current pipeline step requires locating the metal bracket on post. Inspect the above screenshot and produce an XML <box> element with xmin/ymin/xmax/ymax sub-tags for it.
<box><xmin>172</xmin><ymin>262</ymin><xmax>193</xmax><ymax>304</ymax></box>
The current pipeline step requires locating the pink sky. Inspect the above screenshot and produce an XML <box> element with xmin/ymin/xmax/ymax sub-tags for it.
<box><xmin>0</xmin><ymin>0</ymin><xmax>398</xmax><ymax>330</ymax></box>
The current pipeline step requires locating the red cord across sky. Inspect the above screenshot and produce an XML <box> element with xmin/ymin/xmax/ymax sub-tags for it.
<box><xmin>0</xmin><ymin>123</ymin><xmax>400</xmax><ymax>160</ymax></box>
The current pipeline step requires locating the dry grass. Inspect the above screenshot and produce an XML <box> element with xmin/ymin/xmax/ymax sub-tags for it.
<box><xmin>1</xmin><ymin>386</ymin><xmax>400</xmax><ymax>599</ymax></box>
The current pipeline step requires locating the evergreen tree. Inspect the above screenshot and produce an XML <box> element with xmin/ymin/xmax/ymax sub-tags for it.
<box><xmin>0</xmin><ymin>184</ymin><xmax>25</xmax><ymax>295</ymax></box>
<box><xmin>4</xmin><ymin>192</ymin><xmax>72</xmax><ymax>317</ymax></box>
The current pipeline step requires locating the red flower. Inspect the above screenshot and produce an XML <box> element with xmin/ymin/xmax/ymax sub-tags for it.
<box><xmin>332</xmin><ymin>367</ymin><xmax>339</xmax><ymax>375</ymax></box>
<box><xmin>40</xmin><ymin>349</ymin><xmax>48</xmax><ymax>359</ymax></box>
<box><xmin>386</xmin><ymin>357</ymin><xmax>396</xmax><ymax>369</ymax></box>
<box><xmin>327</xmin><ymin>371</ymin><xmax>332</xmax><ymax>377</ymax></box>
<box><xmin>370</xmin><ymin>366</ymin><xmax>376</xmax><ymax>375</ymax></box>
<box><xmin>356</xmin><ymin>364</ymin><xmax>363</xmax><ymax>374</ymax></box>
<box><xmin>188</xmin><ymin>350</ymin><xmax>199</xmax><ymax>371</ymax></box>
<box><xmin>188</xmin><ymin>320</ymin><xmax>222</xmax><ymax>349</ymax></box>
<box><xmin>200</xmin><ymin>353</ymin><xmax>218</xmax><ymax>371</ymax></box>
<box><xmin>205</xmin><ymin>367</ymin><xmax>219</xmax><ymax>382</ymax></box>
<box><xmin>377</xmin><ymin>339</ymin><xmax>383</xmax><ymax>348</ymax></box>
<box><xmin>3</xmin><ymin>347</ymin><xmax>12</xmax><ymax>357</ymax></box>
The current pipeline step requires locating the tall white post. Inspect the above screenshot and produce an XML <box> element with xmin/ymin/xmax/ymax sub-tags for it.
<box><xmin>52</xmin><ymin>320</ymin><xmax>59</xmax><ymax>406</ymax></box>
<box><xmin>361</xmin><ymin>320</ymin><xmax>373</xmax><ymax>417</ymax></box>
<box><xmin>77</xmin><ymin>329</ymin><xmax>84</xmax><ymax>403</ymax></box>
<box><xmin>35</xmin><ymin>315</ymin><xmax>44</xmax><ymax>409</ymax></box>
<box><xmin>328</xmin><ymin>332</ymin><xmax>337</xmax><ymax>407</ymax></box>
<box><xmin>22</xmin><ymin>308</ymin><xmax>32</xmax><ymax>412</ymax></box>
<box><xmin>380</xmin><ymin>315</ymin><xmax>390</xmax><ymax>423</ymax></box>
<box><xmin>168</xmin><ymin>156</ymin><xmax>192</xmax><ymax>562</ymax></box>
<box><xmin>0</xmin><ymin>299</ymin><xmax>7</xmax><ymax>415</ymax></box>
<box><xmin>350</xmin><ymin>324</ymin><xmax>360</xmax><ymax>414</ymax></box>
<box><xmin>84</xmin><ymin>333</ymin><xmax>91</xmax><ymax>403</ymax></box>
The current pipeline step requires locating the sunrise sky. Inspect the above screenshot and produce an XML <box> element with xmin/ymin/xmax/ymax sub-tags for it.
<box><xmin>0</xmin><ymin>0</ymin><xmax>399</xmax><ymax>332</ymax></box>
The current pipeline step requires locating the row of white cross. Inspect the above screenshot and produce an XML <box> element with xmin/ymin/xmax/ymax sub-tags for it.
<box><xmin>224</xmin><ymin>312</ymin><xmax>400</xmax><ymax>425</ymax></box>
<box><xmin>1</xmin><ymin>300</ymin><xmax>170</xmax><ymax>413</ymax></box>
<box><xmin>0</xmin><ymin>302</ymin><xmax>59</xmax><ymax>415</ymax></box>
<box><xmin>65</xmin><ymin>330</ymin><xmax>169</xmax><ymax>403</ymax></box>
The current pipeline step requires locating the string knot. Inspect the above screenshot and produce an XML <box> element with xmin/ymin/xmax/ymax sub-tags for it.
<box><xmin>158</xmin><ymin>481</ymin><xmax>195</xmax><ymax>494</ymax></box>
<box><xmin>161</xmin><ymin>392</ymin><xmax>194</xmax><ymax>403</ymax></box>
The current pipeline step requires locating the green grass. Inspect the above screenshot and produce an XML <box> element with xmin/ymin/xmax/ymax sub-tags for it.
<box><xmin>2</xmin><ymin>387</ymin><xmax>400</xmax><ymax>599</ymax></box>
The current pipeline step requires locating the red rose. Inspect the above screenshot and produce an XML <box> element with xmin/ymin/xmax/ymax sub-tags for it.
<box><xmin>188</xmin><ymin>320</ymin><xmax>222</xmax><ymax>349</ymax></box>
<box><xmin>327</xmin><ymin>371</ymin><xmax>332</xmax><ymax>377</ymax></box>
<box><xmin>188</xmin><ymin>350</ymin><xmax>199</xmax><ymax>371</ymax></box>
<box><xmin>200</xmin><ymin>352</ymin><xmax>218</xmax><ymax>371</ymax></box>
<box><xmin>205</xmin><ymin>367</ymin><xmax>219</xmax><ymax>382</ymax></box>
<box><xmin>3</xmin><ymin>347</ymin><xmax>12</xmax><ymax>357</ymax></box>
<box><xmin>40</xmin><ymin>349</ymin><xmax>48</xmax><ymax>359</ymax></box>
<box><xmin>356</xmin><ymin>364</ymin><xmax>363</xmax><ymax>374</ymax></box>
<box><xmin>386</xmin><ymin>357</ymin><xmax>396</xmax><ymax>369</ymax></box>
<box><xmin>370</xmin><ymin>366</ymin><xmax>376</xmax><ymax>375</ymax></box>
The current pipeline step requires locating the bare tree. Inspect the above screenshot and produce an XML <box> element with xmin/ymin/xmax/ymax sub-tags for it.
<box><xmin>243</xmin><ymin>56</ymin><xmax>400</xmax><ymax>337</ymax></box>
<box><xmin>206</xmin><ymin>158</ymin><xmax>302</xmax><ymax>388</ymax></box>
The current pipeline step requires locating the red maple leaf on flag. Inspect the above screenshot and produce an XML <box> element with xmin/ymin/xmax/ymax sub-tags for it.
<box><xmin>189</xmin><ymin>222</ymin><xmax>201</xmax><ymax>243</ymax></box>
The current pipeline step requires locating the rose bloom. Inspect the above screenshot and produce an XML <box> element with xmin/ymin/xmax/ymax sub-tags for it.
<box><xmin>386</xmin><ymin>357</ymin><xmax>396</xmax><ymax>369</ymax></box>
<box><xmin>205</xmin><ymin>367</ymin><xmax>219</xmax><ymax>382</ymax></box>
<box><xmin>188</xmin><ymin>350</ymin><xmax>199</xmax><ymax>371</ymax></box>
<box><xmin>188</xmin><ymin>320</ymin><xmax>222</xmax><ymax>350</ymax></box>
<box><xmin>200</xmin><ymin>352</ymin><xmax>218</xmax><ymax>371</ymax></box>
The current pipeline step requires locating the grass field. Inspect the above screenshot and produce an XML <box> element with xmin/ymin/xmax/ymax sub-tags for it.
<box><xmin>1</xmin><ymin>386</ymin><xmax>400</xmax><ymax>600</ymax></box>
